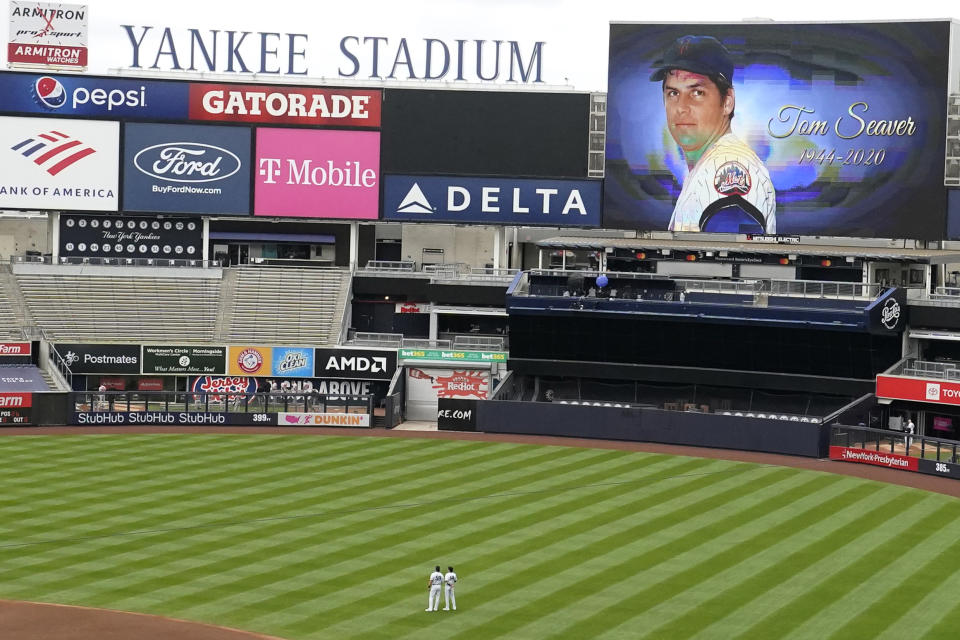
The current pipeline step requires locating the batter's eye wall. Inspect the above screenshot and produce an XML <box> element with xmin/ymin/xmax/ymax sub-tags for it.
<box><xmin>509</xmin><ymin>314</ymin><xmax>901</xmax><ymax>380</ymax></box>
<box><xmin>380</xmin><ymin>89</ymin><xmax>590</xmax><ymax>177</ymax></box>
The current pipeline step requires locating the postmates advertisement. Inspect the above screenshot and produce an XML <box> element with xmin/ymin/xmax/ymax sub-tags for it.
<box><xmin>228</xmin><ymin>346</ymin><xmax>272</xmax><ymax>376</ymax></box>
<box><xmin>253</xmin><ymin>128</ymin><xmax>380</xmax><ymax>219</ymax></box>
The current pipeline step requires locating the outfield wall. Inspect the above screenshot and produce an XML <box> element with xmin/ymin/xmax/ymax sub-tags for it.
<box><xmin>439</xmin><ymin>398</ymin><xmax>827</xmax><ymax>458</ymax></box>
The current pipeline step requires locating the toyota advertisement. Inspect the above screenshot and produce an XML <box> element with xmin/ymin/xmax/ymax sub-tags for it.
<box><xmin>0</xmin><ymin>71</ymin><xmax>188</xmax><ymax>118</ymax></box>
<box><xmin>605</xmin><ymin>22</ymin><xmax>950</xmax><ymax>239</ymax></box>
<box><xmin>188</xmin><ymin>84</ymin><xmax>381</xmax><ymax>127</ymax></box>
<box><xmin>0</xmin><ymin>115</ymin><xmax>118</xmax><ymax>210</ymax></box>
<box><xmin>383</xmin><ymin>175</ymin><xmax>602</xmax><ymax>226</ymax></box>
<box><xmin>123</xmin><ymin>123</ymin><xmax>251</xmax><ymax>215</ymax></box>
<box><xmin>254</xmin><ymin>128</ymin><xmax>380</xmax><ymax>219</ymax></box>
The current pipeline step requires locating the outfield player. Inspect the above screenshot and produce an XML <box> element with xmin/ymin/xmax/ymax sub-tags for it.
<box><xmin>443</xmin><ymin>566</ymin><xmax>458</xmax><ymax>611</ymax></box>
<box><xmin>426</xmin><ymin>565</ymin><xmax>444</xmax><ymax>611</ymax></box>
<box><xmin>651</xmin><ymin>35</ymin><xmax>776</xmax><ymax>234</ymax></box>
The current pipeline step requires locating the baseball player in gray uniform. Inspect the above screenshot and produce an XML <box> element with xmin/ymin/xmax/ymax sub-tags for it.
<box><xmin>426</xmin><ymin>565</ymin><xmax>444</xmax><ymax>611</ymax></box>
<box><xmin>652</xmin><ymin>35</ymin><xmax>776</xmax><ymax>234</ymax></box>
<box><xmin>443</xmin><ymin>566</ymin><xmax>458</xmax><ymax>610</ymax></box>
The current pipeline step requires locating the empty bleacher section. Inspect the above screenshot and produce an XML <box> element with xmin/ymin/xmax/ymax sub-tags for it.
<box><xmin>223</xmin><ymin>266</ymin><xmax>350</xmax><ymax>345</ymax></box>
<box><xmin>14</xmin><ymin>266</ymin><xmax>221</xmax><ymax>343</ymax></box>
<box><xmin>0</xmin><ymin>265</ymin><xmax>23</xmax><ymax>339</ymax></box>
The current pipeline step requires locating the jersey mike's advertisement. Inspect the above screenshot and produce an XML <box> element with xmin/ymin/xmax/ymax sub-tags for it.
<box><xmin>605</xmin><ymin>22</ymin><xmax>949</xmax><ymax>239</ymax></box>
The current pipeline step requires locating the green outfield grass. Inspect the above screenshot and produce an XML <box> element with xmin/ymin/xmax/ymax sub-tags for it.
<box><xmin>1</xmin><ymin>434</ymin><xmax>959</xmax><ymax>639</ymax></box>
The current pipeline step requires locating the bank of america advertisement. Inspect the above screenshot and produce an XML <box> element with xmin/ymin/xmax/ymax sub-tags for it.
<box><xmin>123</xmin><ymin>123</ymin><xmax>251</xmax><ymax>215</ymax></box>
<box><xmin>384</xmin><ymin>175</ymin><xmax>601</xmax><ymax>226</ymax></box>
<box><xmin>605</xmin><ymin>22</ymin><xmax>949</xmax><ymax>239</ymax></box>
<box><xmin>0</xmin><ymin>115</ymin><xmax>118</xmax><ymax>210</ymax></box>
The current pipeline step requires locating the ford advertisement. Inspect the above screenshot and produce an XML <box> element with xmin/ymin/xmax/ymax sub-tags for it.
<box><xmin>123</xmin><ymin>123</ymin><xmax>251</xmax><ymax>215</ymax></box>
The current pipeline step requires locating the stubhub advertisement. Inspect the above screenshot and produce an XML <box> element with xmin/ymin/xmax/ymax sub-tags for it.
<box><xmin>384</xmin><ymin>175</ymin><xmax>602</xmax><ymax>226</ymax></box>
<box><xmin>123</xmin><ymin>123</ymin><xmax>251</xmax><ymax>215</ymax></box>
<box><xmin>254</xmin><ymin>128</ymin><xmax>380</xmax><ymax>219</ymax></box>
<box><xmin>0</xmin><ymin>71</ymin><xmax>188</xmax><ymax>119</ymax></box>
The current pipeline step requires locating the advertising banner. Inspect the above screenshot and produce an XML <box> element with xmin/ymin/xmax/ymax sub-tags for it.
<box><xmin>270</xmin><ymin>346</ymin><xmax>314</xmax><ymax>378</ymax></box>
<box><xmin>398</xmin><ymin>348</ymin><xmax>506</xmax><ymax>363</ymax></box>
<box><xmin>254</xmin><ymin>128</ymin><xmax>380</xmax><ymax>219</ymax></box>
<box><xmin>228</xmin><ymin>345</ymin><xmax>272</xmax><ymax>376</ymax></box>
<box><xmin>313</xmin><ymin>348</ymin><xmax>397</xmax><ymax>381</ymax></box>
<box><xmin>123</xmin><ymin>123</ymin><xmax>251</xmax><ymax>215</ymax></box>
<box><xmin>396</xmin><ymin>302</ymin><xmax>432</xmax><ymax>314</ymax></box>
<box><xmin>917</xmin><ymin>458</ymin><xmax>960</xmax><ymax>480</ymax></box>
<box><xmin>407</xmin><ymin>367</ymin><xmax>490</xmax><ymax>399</ymax></box>
<box><xmin>188</xmin><ymin>84</ymin><xmax>381</xmax><ymax>127</ymax></box>
<box><xmin>0</xmin><ymin>392</ymin><xmax>32</xmax><ymax>425</ymax></box>
<box><xmin>384</xmin><ymin>175</ymin><xmax>602</xmax><ymax>226</ymax></box>
<box><xmin>605</xmin><ymin>22</ymin><xmax>949</xmax><ymax>239</ymax></box>
<box><xmin>142</xmin><ymin>345</ymin><xmax>226</xmax><ymax>375</ymax></box>
<box><xmin>57</xmin><ymin>343</ymin><xmax>140</xmax><ymax>374</ymax></box>
<box><xmin>60</xmin><ymin>214</ymin><xmax>202</xmax><ymax>260</ymax></box>
<box><xmin>8</xmin><ymin>2</ymin><xmax>87</xmax><ymax>69</ymax></box>
<box><xmin>437</xmin><ymin>398</ymin><xmax>478</xmax><ymax>431</ymax></box>
<box><xmin>0</xmin><ymin>72</ymin><xmax>188</xmax><ymax>118</ymax></box>
<box><xmin>73</xmin><ymin>411</ymin><xmax>278</xmax><ymax>426</ymax></box>
<box><xmin>277</xmin><ymin>412</ymin><xmax>370</xmax><ymax>427</ymax></box>
<box><xmin>876</xmin><ymin>376</ymin><xmax>960</xmax><ymax>407</ymax></box>
<box><xmin>0</xmin><ymin>342</ymin><xmax>31</xmax><ymax>356</ymax></box>
<box><xmin>0</xmin><ymin>116</ymin><xmax>118</xmax><ymax>211</ymax></box>
<box><xmin>191</xmin><ymin>376</ymin><xmax>258</xmax><ymax>396</ymax></box>
<box><xmin>829</xmin><ymin>446</ymin><xmax>918</xmax><ymax>471</ymax></box>
<box><xmin>867</xmin><ymin>290</ymin><xmax>906</xmax><ymax>334</ymax></box>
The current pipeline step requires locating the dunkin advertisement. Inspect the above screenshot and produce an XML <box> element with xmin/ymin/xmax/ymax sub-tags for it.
<box><xmin>254</xmin><ymin>128</ymin><xmax>380</xmax><ymax>219</ymax></box>
<box><xmin>605</xmin><ymin>22</ymin><xmax>950</xmax><ymax>239</ymax></box>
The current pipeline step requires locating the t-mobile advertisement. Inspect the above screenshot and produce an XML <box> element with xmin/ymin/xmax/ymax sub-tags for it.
<box><xmin>605</xmin><ymin>22</ymin><xmax>949</xmax><ymax>239</ymax></box>
<box><xmin>253</xmin><ymin>128</ymin><xmax>380</xmax><ymax>219</ymax></box>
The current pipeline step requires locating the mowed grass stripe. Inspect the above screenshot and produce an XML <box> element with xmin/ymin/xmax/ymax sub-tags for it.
<box><xmin>734</xmin><ymin>497</ymin><xmax>960</xmax><ymax>639</ymax></box>
<box><xmin>151</xmin><ymin>448</ymin><xmax>698</xmax><ymax>622</ymax></box>
<box><xmin>823</xmin><ymin>513</ymin><xmax>960</xmax><ymax>640</ymax></box>
<box><xmin>334</xmin><ymin>460</ymin><xmax>789</xmax><ymax>638</ymax></box>
<box><xmin>522</xmin><ymin>474</ymin><xmax>872</xmax><ymax>640</ymax></box>
<box><xmin>630</xmin><ymin>487</ymin><xmax>950</xmax><ymax>639</ymax></box>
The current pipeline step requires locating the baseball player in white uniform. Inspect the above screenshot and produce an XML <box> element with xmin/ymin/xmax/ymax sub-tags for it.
<box><xmin>652</xmin><ymin>35</ymin><xmax>776</xmax><ymax>234</ymax></box>
<box><xmin>426</xmin><ymin>566</ymin><xmax>444</xmax><ymax>611</ymax></box>
<box><xmin>443</xmin><ymin>566</ymin><xmax>458</xmax><ymax>610</ymax></box>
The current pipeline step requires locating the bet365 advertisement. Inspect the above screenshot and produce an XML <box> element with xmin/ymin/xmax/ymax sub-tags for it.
<box><xmin>605</xmin><ymin>22</ymin><xmax>949</xmax><ymax>239</ymax></box>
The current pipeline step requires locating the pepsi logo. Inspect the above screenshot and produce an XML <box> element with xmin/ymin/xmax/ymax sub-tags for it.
<box><xmin>34</xmin><ymin>76</ymin><xmax>66</xmax><ymax>109</ymax></box>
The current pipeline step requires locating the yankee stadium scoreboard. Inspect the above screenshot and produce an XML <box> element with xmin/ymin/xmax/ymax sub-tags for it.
<box><xmin>0</xmin><ymin>393</ymin><xmax>32</xmax><ymax>425</ymax></box>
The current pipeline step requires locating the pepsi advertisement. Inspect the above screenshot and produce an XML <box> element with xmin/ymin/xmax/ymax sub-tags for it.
<box><xmin>0</xmin><ymin>72</ymin><xmax>189</xmax><ymax>119</ymax></box>
<box><xmin>123</xmin><ymin>123</ymin><xmax>252</xmax><ymax>215</ymax></box>
<box><xmin>383</xmin><ymin>175</ymin><xmax>602</xmax><ymax>226</ymax></box>
<box><xmin>605</xmin><ymin>22</ymin><xmax>949</xmax><ymax>239</ymax></box>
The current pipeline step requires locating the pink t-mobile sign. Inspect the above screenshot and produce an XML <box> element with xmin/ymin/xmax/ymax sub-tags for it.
<box><xmin>254</xmin><ymin>128</ymin><xmax>380</xmax><ymax>219</ymax></box>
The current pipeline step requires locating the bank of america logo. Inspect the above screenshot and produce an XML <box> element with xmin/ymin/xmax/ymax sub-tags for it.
<box><xmin>11</xmin><ymin>130</ymin><xmax>96</xmax><ymax>176</ymax></box>
<box><xmin>397</xmin><ymin>182</ymin><xmax>435</xmax><ymax>214</ymax></box>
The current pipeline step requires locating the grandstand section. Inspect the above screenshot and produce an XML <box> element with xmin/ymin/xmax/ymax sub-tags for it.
<box><xmin>0</xmin><ymin>264</ymin><xmax>23</xmax><ymax>340</ymax></box>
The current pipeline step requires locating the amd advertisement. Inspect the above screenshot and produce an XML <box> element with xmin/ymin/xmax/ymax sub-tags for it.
<box><xmin>59</xmin><ymin>214</ymin><xmax>202</xmax><ymax>260</ymax></box>
<box><xmin>123</xmin><ymin>123</ymin><xmax>252</xmax><ymax>215</ymax></box>
<box><xmin>605</xmin><ymin>22</ymin><xmax>949</xmax><ymax>239</ymax></box>
<box><xmin>314</xmin><ymin>348</ymin><xmax>397</xmax><ymax>381</ymax></box>
<box><xmin>383</xmin><ymin>175</ymin><xmax>601</xmax><ymax>226</ymax></box>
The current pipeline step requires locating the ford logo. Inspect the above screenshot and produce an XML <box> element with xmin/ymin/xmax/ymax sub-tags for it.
<box><xmin>133</xmin><ymin>142</ymin><xmax>241</xmax><ymax>183</ymax></box>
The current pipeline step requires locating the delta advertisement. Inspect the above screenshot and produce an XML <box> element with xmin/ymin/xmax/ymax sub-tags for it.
<box><xmin>0</xmin><ymin>72</ymin><xmax>188</xmax><ymax>118</ymax></box>
<box><xmin>383</xmin><ymin>175</ymin><xmax>602</xmax><ymax>226</ymax></box>
<box><xmin>123</xmin><ymin>123</ymin><xmax>251</xmax><ymax>215</ymax></box>
<box><xmin>253</xmin><ymin>128</ymin><xmax>380</xmax><ymax>219</ymax></box>
<box><xmin>605</xmin><ymin>22</ymin><xmax>950</xmax><ymax>239</ymax></box>
<box><xmin>8</xmin><ymin>2</ymin><xmax>87</xmax><ymax>69</ymax></box>
<box><xmin>0</xmin><ymin>116</ymin><xmax>118</xmax><ymax>210</ymax></box>
<box><xmin>188</xmin><ymin>84</ymin><xmax>381</xmax><ymax>127</ymax></box>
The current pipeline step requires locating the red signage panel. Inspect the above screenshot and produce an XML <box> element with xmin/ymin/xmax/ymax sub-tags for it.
<box><xmin>8</xmin><ymin>43</ymin><xmax>87</xmax><ymax>67</ymax></box>
<box><xmin>829</xmin><ymin>446</ymin><xmax>918</xmax><ymax>471</ymax></box>
<box><xmin>0</xmin><ymin>342</ymin><xmax>31</xmax><ymax>356</ymax></box>
<box><xmin>188</xmin><ymin>84</ymin><xmax>381</xmax><ymax>127</ymax></box>
<box><xmin>0</xmin><ymin>392</ymin><xmax>32</xmax><ymax>408</ymax></box>
<box><xmin>876</xmin><ymin>375</ymin><xmax>960</xmax><ymax>406</ymax></box>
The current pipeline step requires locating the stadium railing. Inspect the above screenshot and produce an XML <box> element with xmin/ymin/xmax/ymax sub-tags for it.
<box><xmin>830</xmin><ymin>424</ymin><xmax>960</xmax><ymax>462</ymax></box>
<box><xmin>72</xmin><ymin>391</ymin><xmax>374</xmax><ymax>416</ymax></box>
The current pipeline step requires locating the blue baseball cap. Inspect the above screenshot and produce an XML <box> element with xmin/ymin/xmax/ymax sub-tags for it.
<box><xmin>650</xmin><ymin>35</ymin><xmax>734</xmax><ymax>84</ymax></box>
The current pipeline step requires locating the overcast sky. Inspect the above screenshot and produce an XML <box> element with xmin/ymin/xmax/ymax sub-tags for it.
<box><xmin>11</xmin><ymin>0</ymin><xmax>960</xmax><ymax>90</ymax></box>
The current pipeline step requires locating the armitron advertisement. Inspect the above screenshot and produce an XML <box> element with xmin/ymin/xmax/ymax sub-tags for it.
<box><xmin>8</xmin><ymin>2</ymin><xmax>87</xmax><ymax>69</ymax></box>
<box><xmin>254</xmin><ymin>128</ymin><xmax>380</xmax><ymax>219</ymax></box>
<box><xmin>188</xmin><ymin>84</ymin><xmax>381</xmax><ymax>127</ymax></box>
<box><xmin>605</xmin><ymin>22</ymin><xmax>949</xmax><ymax>239</ymax></box>
<box><xmin>123</xmin><ymin>123</ymin><xmax>251</xmax><ymax>215</ymax></box>
<box><xmin>0</xmin><ymin>116</ymin><xmax>118</xmax><ymax>211</ymax></box>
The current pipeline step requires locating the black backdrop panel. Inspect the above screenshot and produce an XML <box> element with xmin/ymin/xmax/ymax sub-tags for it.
<box><xmin>381</xmin><ymin>89</ymin><xmax>590</xmax><ymax>177</ymax></box>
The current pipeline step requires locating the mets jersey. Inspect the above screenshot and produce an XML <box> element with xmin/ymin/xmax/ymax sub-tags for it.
<box><xmin>668</xmin><ymin>132</ymin><xmax>776</xmax><ymax>233</ymax></box>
